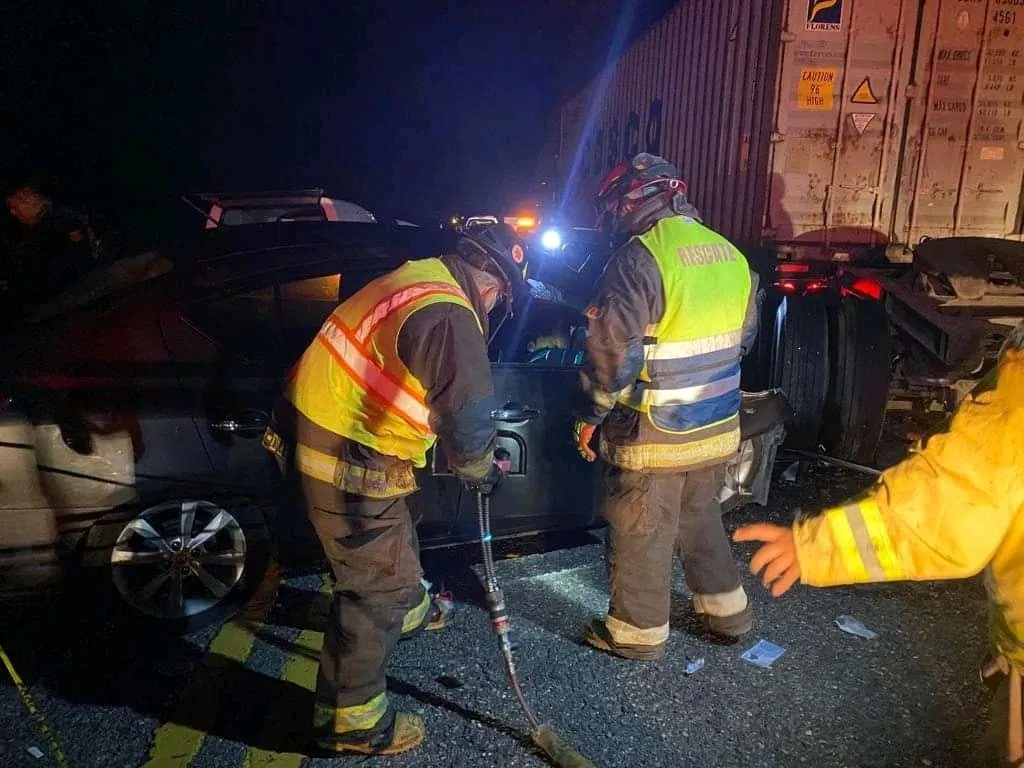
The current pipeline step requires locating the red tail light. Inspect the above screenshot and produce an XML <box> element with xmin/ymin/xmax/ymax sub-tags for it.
<box><xmin>846</xmin><ymin>276</ymin><xmax>884</xmax><ymax>300</ymax></box>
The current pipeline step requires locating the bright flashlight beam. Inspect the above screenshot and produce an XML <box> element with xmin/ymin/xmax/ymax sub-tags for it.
<box><xmin>540</xmin><ymin>229</ymin><xmax>562</xmax><ymax>250</ymax></box>
<box><xmin>557</xmin><ymin>0</ymin><xmax>639</xmax><ymax>219</ymax></box>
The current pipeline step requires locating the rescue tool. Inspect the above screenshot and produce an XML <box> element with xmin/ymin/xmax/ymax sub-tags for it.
<box><xmin>474</xmin><ymin>450</ymin><xmax>595</xmax><ymax>768</ymax></box>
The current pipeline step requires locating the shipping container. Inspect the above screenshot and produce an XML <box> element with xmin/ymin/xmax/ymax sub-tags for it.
<box><xmin>553</xmin><ymin>0</ymin><xmax>1024</xmax><ymax>465</ymax></box>
<box><xmin>556</xmin><ymin>0</ymin><xmax>1024</xmax><ymax>259</ymax></box>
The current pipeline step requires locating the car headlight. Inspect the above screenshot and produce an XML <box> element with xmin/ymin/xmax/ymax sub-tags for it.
<box><xmin>540</xmin><ymin>228</ymin><xmax>562</xmax><ymax>251</ymax></box>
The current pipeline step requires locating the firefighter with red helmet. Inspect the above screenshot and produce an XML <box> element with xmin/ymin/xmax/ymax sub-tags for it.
<box><xmin>573</xmin><ymin>153</ymin><xmax>762</xmax><ymax>659</ymax></box>
<box><xmin>263</xmin><ymin>223</ymin><xmax>527</xmax><ymax>756</ymax></box>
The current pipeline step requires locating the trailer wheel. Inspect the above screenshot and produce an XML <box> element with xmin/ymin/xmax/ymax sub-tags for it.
<box><xmin>769</xmin><ymin>294</ymin><xmax>830</xmax><ymax>449</ymax></box>
<box><xmin>740</xmin><ymin>288</ymin><xmax>782</xmax><ymax>391</ymax></box>
<box><xmin>821</xmin><ymin>296</ymin><xmax>891</xmax><ymax>464</ymax></box>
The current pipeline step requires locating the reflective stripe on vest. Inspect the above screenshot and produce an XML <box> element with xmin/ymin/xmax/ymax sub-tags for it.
<box><xmin>317</xmin><ymin>315</ymin><xmax>432</xmax><ymax>432</ymax></box>
<box><xmin>354</xmin><ymin>281</ymin><xmax>469</xmax><ymax>344</ymax></box>
<box><xmin>286</xmin><ymin>258</ymin><xmax>480</xmax><ymax>467</ymax></box>
<box><xmin>622</xmin><ymin>217</ymin><xmax>750</xmax><ymax>446</ymax></box>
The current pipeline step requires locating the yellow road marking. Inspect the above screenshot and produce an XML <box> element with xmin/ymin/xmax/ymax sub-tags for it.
<box><xmin>242</xmin><ymin>577</ymin><xmax>329</xmax><ymax>768</ymax></box>
<box><xmin>142</xmin><ymin>562</ymin><xmax>282</xmax><ymax>768</ymax></box>
<box><xmin>0</xmin><ymin>645</ymin><xmax>70</xmax><ymax>768</ymax></box>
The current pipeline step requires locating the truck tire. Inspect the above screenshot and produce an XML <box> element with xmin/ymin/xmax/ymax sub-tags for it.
<box><xmin>770</xmin><ymin>294</ymin><xmax>830</xmax><ymax>449</ymax></box>
<box><xmin>822</xmin><ymin>296</ymin><xmax>891</xmax><ymax>464</ymax></box>
<box><xmin>740</xmin><ymin>288</ymin><xmax>782</xmax><ymax>391</ymax></box>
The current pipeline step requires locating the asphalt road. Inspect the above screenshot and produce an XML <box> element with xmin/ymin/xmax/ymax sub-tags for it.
<box><xmin>0</xmin><ymin>460</ymin><xmax>994</xmax><ymax>768</ymax></box>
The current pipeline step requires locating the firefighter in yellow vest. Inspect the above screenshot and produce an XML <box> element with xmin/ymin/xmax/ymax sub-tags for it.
<box><xmin>735</xmin><ymin>321</ymin><xmax>1024</xmax><ymax>766</ymax></box>
<box><xmin>573</xmin><ymin>153</ymin><xmax>762</xmax><ymax>660</ymax></box>
<box><xmin>263</xmin><ymin>223</ymin><xmax>528</xmax><ymax>756</ymax></box>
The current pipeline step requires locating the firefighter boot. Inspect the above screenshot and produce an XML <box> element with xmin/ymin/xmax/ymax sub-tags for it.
<box><xmin>694</xmin><ymin>589</ymin><xmax>754</xmax><ymax>640</ymax></box>
<box><xmin>401</xmin><ymin>591</ymin><xmax>454</xmax><ymax>640</ymax></box>
<box><xmin>315</xmin><ymin>712</ymin><xmax>425</xmax><ymax>756</ymax></box>
<box><xmin>582</xmin><ymin>618</ymin><xmax>666</xmax><ymax>661</ymax></box>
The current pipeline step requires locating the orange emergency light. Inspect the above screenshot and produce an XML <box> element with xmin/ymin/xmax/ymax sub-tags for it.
<box><xmin>514</xmin><ymin>215</ymin><xmax>537</xmax><ymax>233</ymax></box>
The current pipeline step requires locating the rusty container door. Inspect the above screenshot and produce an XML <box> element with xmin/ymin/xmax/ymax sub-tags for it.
<box><xmin>766</xmin><ymin>0</ymin><xmax>922</xmax><ymax>257</ymax></box>
<box><xmin>555</xmin><ymin>0</ymin><xmax>787</xmax><ymax>249</ymax></box>
<box><xmin>893</xmin><ymin>0</ymin><xmax>1024</xmax><ymax>245</ymax></box>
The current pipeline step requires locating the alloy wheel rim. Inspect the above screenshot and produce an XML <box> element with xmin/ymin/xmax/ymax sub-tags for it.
<box><xmin>110</xmin><ymin>500</ymin><xmax>247</xmax><ymax>619</ymax></box>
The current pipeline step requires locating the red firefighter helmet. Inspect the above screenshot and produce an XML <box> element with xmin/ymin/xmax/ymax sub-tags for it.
<box><xmin>594</xmin><ymin>153</ymin><xmax>687</xmax><ymax>236</ymax></box>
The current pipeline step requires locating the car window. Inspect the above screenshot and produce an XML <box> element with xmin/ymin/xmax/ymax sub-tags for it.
<box><xmin>489</xmin><ymin>299</ymin><xmax>587</xmax><ymax>366</ymax></box>
<box><xmin>194</xmin><ymin>245</ymin><xmax>338</xmax><ymax>289</ymax></box>
<box><xmin>190</xmin><ymin>285</ymin><xmax>280</xmax><ymax>359</ymax></box>
<box><xmin>278</xmin><ymin>274</ymin><xmax>341</xmax><ymax>362</ymax></box>
<box><xmin>221</xmin><ymin>205</ymin><xmax>325</xmax><ymax>226</ymax></box>
<box><xmin>279</xmin><ymin>274</ymin><xmax>340</xmax><ymax>328</ymax></box>
<box><xmin>28</xmin><ymin>252</ymin><xmax>174</xmax><ymax>323</ymax></box>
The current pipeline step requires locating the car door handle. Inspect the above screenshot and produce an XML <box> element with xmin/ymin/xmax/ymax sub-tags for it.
<box><xmin>210</xmin><ymin>411</ymin><xmax>269</xmax><ymax>434</ymax></box>
<box><xmin>490</xmin><ymin>403</ymin><xmax>540</xmax><ymax>423</ymax></box>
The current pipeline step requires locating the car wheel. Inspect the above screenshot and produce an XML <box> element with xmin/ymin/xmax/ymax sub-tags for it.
<box><xmin>104</xmin><ymin>497</ymin><xmax>272</xmax><ymax>634</ymax></box>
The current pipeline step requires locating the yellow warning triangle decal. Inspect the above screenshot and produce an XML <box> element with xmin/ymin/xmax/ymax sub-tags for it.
<box><xmin>851</xmin><ymin>78</ymin><xmax>879</xmax><ymax>105</ymax></box>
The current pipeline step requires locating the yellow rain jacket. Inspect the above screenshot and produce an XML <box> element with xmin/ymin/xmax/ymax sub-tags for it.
<box><xmin>793</xmin><ymin>327</ymin><xmax>1024</xmax><ymax>667</ymax></box>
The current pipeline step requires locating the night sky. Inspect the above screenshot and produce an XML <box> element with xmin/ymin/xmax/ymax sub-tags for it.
<box><xmin>2</xmin><ymin>0</ymin><xmax>674</xmax><ymax>238</ymax></box>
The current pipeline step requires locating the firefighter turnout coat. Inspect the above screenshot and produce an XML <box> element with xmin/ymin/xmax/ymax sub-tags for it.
<box><xmin>578</xmin><ymin>213</ymin><xmax>760</xmax><ymax>472</ymax></box>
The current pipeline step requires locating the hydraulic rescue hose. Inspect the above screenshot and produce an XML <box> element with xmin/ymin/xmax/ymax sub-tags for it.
<box><xmin>476</xmin><ymin>488</ymin><xmax>595</xmax><ymax>768</ymax></box>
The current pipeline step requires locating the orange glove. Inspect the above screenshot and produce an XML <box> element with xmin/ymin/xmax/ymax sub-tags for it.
<box><xmin>572</xmin><ymin>419</ymin><xmax>598</xmax><ymax>462</ymax></box>
<box><xmin>733</xmin><ymin>523</ymin><xmax>802</xmax><ymax>597</ymax></box>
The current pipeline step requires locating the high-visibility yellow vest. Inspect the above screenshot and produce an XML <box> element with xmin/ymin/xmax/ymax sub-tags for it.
<box><xmin>285</xmin><ymin>258</ymin><xmax>480</xmax><ymax>467</ymax></box>
<box><xmin>613</xmin><ymin>216</ymin><xmax>751</xmax><ymax>468</ymax></box>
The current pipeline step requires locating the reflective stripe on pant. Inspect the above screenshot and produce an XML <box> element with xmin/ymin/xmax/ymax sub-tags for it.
<box><xmin>300</xmin><ymin>473</ymin><xmax>425</xmax><ymax>739</ymax></box>
<box><xmin>602</xmin><ymin>463</ymin><xmax>744</xmax><ymax>645</ymax></box>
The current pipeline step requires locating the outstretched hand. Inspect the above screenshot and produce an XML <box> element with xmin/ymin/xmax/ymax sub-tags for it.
<box><xmin>733</xmin><ymin>523</ymin><xmax>802</xmax><ymax>597</ymax></box>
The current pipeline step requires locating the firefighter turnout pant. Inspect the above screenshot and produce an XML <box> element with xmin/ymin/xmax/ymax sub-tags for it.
<box><xmin>602</xmin><ymin>463</ymin><xmax>748</xmax><ymax>646</ymax></box>
<box><xmin>299</xmin><ymin>472</ymin><xmax>432</xmax><ymax>744</ymax></box>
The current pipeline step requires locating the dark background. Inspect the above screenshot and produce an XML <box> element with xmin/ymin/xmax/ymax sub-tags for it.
<box><xmin>2</xmin><ymin>0</ymin><xmax>676</xmax><ymax>240</ymax></box>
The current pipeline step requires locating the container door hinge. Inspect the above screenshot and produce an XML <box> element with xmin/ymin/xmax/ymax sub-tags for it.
<box><xmin>780</xmin><ymin>30</ymin><xmax>797</xmax><ymax>43</ymax></box>
<box><xmin>770</xmin><ymin>132</ymin><xmax>785</xmax><ymax>143</ymax></box>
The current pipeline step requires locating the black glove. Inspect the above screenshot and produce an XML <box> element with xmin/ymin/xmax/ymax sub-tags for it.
<box><xmin>464</xmin><ymin>461</ymin><xmax>504</xmax><ymax>497</ymax></box>
<box><xmin>464</xmin><ymin>448</ymin><xmax>510</xmax><ymax>497</ymax></box>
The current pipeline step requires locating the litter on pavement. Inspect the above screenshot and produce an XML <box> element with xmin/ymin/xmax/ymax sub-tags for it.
<box><xmin>835</xmin><ymin>615</ymin><xmax>879</xmax><ymax>640</ymax></box>
<box><xmin>741</xmin><ymin>640</ymin><xmax>786</xmax><ymax>669</ymax></box>
<box><xmin>27</xmin><ymin>746</ymin><xmax>45</xmax><ymax>759</ymax></box>
<box><xmin>684</xmin><ymin>656</ymin><xmax>705</xmax><ymax>675</ymax></box>
<box><xmin>781</xmin><ymin>461</ymin><xmax>800</xmax><ymax>483</ymax></box>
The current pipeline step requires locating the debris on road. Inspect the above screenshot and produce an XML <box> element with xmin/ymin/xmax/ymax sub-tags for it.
<box><xmin>684</xmin><ymin>656</ymin><xmax>705</xmax><ymax>675</ymax></box>
<box><xmin>835</xmin><ymin>615</ymin><xmax>879</xmax><ymax>640</ymax></box>
<box><xmin>741</xmin><ymin>640</ymin><xmax>786</xmax><ymax>669</ymax></box>
<box><xmin>27</xmin><ymin>746</ymin><xmax>44</xmax><ymax>759</ymax></box>
<box><xmin>781</xmin><ymin>461</ymin><xmax>800</xmax><ymax>484</ymax></box>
